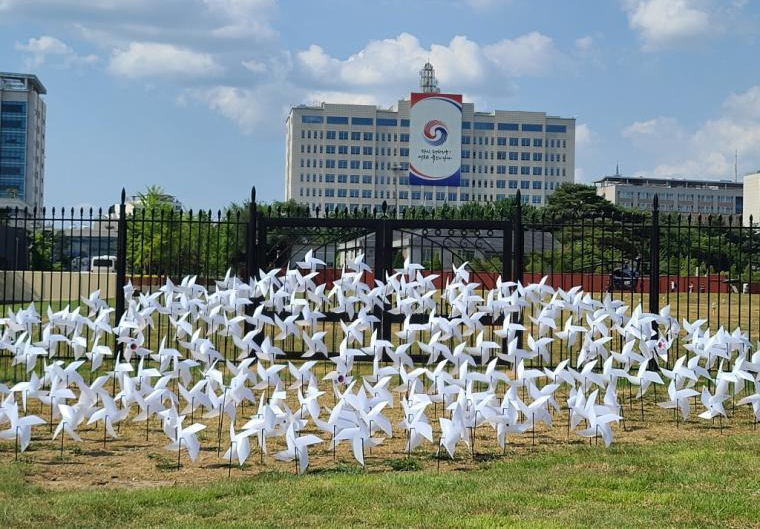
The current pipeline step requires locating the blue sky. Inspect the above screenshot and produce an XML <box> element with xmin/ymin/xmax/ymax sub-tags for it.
<box><xmin>1</xmin><ymin>0</ymin><xmax>758</xmax><ymax>211</ymax></box>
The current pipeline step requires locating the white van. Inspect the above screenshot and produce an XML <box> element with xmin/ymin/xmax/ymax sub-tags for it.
<box><xmin>90</xmin><ymin>255</ymin><xmax>117</xmax><ymax>273</ymax></box>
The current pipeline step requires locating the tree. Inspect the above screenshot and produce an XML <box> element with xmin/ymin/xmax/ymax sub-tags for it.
<box><xmin>543</xmin><ymin>183</ymin><xmax>621</xmax><ymax>221</ymax></box>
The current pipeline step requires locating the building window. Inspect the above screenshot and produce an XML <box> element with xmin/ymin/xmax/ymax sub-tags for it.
<box><xmin>522</xmin><ymin>124</ymin><xmax>543</xmax><ymax>132</ymax></box>
<box><xmin>326</xmin><ymin>116</ymin><xmax>349</xmax><ymax>124</ymax></box>
<box><xmin>301</xmin><ymin>115</ymin><xmax>324</xmax><ymax>124</ymax></box>
<box><xmin>474</xmin><ymin>121</ymin><xmax>494</xmax><ymax>130</ymax></box>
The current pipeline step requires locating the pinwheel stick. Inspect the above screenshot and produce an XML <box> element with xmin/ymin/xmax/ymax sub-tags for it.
<box><xmin>60</xmin><ymin>422</ymin><xmax>65</xmax><ymax>458</ymax></box>
<box><xmin>228</xmin><ymin>441</ymin><xmax>235</xmax><ymax>477</ymax></box>
<box><xmin>15</xmin><ymin>426</ymin><xmax>19</xmax><ymax>461</ymax></box>
<box><xmin>103</xmin><ymin>416</ymin><xmax>108</xmax><ymax>449</ymax></box>
<box><xmin>49</xmin><ymin>396</ymin><xmax>55</xmax><ymax>433</ymax></box>
<box><xmin>217</xmin><ymin>389</ymin><xmax>228</xmax><ymax>457</ymax></box>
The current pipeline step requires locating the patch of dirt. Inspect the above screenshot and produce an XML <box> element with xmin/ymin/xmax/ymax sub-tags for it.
<box><xmin>2</xmin><ymin>386</ymin><xmax>755</xmax><ymax>490</ymax></box>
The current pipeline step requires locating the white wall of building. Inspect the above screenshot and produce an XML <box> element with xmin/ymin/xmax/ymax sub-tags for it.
<box><xmin>285</xmin><ymin>99</ymin><xmax>575</xmax><ymax>213</ymax></box>
<box><xmin>743</xmin><ymin>172</ymin><xmax>760</xmax><ymax>226</ymax></box>
<box><xmin>596</xmin><ymin>176</ymin><xmax>743</xmax><ymax>217</ymax></box>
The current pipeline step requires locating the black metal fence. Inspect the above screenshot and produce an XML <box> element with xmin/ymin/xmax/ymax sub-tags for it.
<box><xmin>2</xmin><ymin>187</ymin><xmax>759</xmax><ymax>361</ymax></box>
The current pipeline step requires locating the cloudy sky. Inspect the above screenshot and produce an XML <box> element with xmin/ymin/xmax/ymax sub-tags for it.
<box><xmin>1</xmin><ymin>0</ymin><xmax>758</xmax><ymax>210</ymax></box>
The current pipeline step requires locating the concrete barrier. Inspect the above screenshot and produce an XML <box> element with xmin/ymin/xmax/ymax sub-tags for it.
<box><xmin>0</xmin><ymin>271</ymin><xmax>118</xmax><ymax>304</ymax></box>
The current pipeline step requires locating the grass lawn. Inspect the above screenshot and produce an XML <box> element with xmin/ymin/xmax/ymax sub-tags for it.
<box><xmin>1</xmin><ymin>434</ymin><xmax>759</xmax><ymax>528</ymax></box>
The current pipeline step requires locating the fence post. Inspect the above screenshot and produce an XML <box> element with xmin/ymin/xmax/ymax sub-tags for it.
<box><xmin>245</xmin><ymin>187</ymin><xmax>257</xmax><ymax>340</ymax></box>
<box><xmin>246</xmin><ymin>187</ymin><xmax>256</xmax><ymax>281</ymax></box>
<box><xmin>513</xmin><ymin>191</ymin><xmax>524</xmax><ymax>284</ymax></box>
<box><xmin>114</xmin><ymin>189</ymin><xmax>127</xmax><ymax>345</ymax></box>
<box><xmin>378</xmin><ymin>205</ymin><xmax>394</xmax><ymax>346</ymax></box>
<box><xmin>649</xmin><ymin>194</ymin><xmax>660</xmax><ymax>316</ymax></box>
<box><xmin>513</xmin><ymin>191</ymin><xmax>524</xmax><ymax>348</ymax></box>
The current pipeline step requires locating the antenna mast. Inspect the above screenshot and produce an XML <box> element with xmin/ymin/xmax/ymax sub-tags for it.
<box><xmin>419</xmin><ymin>62</ymin><xmax>440</xmax><ymax>93</ymax></box>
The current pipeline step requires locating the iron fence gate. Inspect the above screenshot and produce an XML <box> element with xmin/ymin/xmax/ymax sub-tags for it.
<box><xmin>5</xmin><ymin>186</ymin><xmax>760</xmax><ymax>367</ymax></box>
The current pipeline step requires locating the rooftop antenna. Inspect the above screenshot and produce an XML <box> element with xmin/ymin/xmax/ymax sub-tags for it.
<box><xmin>735</xmin><ymin>149</ymin><xmax>738</xmax><ymax>182</ymax></box>
<box><xmin>419</xmin><ymin>62</ymin><xmax>440</xmax><ymax>93</ymax></box>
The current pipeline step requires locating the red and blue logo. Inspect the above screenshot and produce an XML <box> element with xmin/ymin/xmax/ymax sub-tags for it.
<box><xmin>423</xmin><ymin>120</ymin><xmax>448</xmax><ymax>146</ymax></box>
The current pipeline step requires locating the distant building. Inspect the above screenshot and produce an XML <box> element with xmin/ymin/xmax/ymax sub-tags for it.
<box><xmin>743</xmin><ymin>171</ymin><xmax>760</xmax><ymax>226</ymax></box>
<box><xmin>0</xmin><ymin>72</ymin><xmax>46</xmax><ymax>212</ymax></box>
<box><xmin>285</xmin><ymin>63</ymin><xmax>575</xmax><ymax>214</ymax></box>
<box><xmin>108</xmin><ymin>193</ymin><xmax>183</xmax><ymax>219</ymax></box>
<box><xmin>595</xmin><ymin>174</ymin><xmax>743</xmax><ymax>218</ymax></box>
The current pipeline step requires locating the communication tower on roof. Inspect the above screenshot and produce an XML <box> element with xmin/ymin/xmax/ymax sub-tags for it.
<box><xmin>419</xmin><ymin>62</ymin><xmax>440</xmax><ymax>93</ymax></box>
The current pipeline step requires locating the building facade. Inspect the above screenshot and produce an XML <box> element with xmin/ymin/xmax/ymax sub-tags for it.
<box><xmin>0</xmin><ymin>72</ymin><xmax>46</xmax><ymax>212</ymax></box>
<box><xmin>595</xmin><ymin>175</ymin><xmax>743</xmax><ymax>217</ymax></box>
<box><xmin>285</xmin><ymin>65</ymin><xmax>575</xmax><ymax>214</ymax></box>
<box><xmin>743</xmin><ymin>171</ymin><xmax>760</xmax><ymax>226</ymax></box>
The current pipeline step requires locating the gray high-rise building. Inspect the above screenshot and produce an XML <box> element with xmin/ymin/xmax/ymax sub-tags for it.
<box><xmin>0</xmin><ymin>72</ymin><xmax>46</xmax><ymax>212</ymax></box>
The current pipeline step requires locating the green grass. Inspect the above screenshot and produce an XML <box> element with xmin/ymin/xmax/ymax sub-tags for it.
<box><xmin>2</xmin><ymin>435</ymin><xmax>759</xmax><ymax>528</ymax></box>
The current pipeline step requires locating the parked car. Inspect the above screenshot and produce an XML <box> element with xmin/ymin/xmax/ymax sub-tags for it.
<box><xmin>608</xmin><ymin>256</ymin><xmax>641</xmax><ymax>292</ymax></box>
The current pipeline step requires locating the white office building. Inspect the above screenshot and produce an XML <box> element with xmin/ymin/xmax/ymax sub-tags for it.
<box><xmin>285</xmin><ymin>64</ymin><xmax>575</xmax><ymax>213</ymax></box>
<box><xmin>743</xmin><ymin>171</ymin><xmax>760</xmax><ymax>226</ymax></box>
<box><xmin>0</xmin><ymin>72</ymin><xmax>46</xmax><ymax>212</ymax></box>
<box><xmin>595</xmin><ymin>173</ymin><xmax>743</xmax><ymax>217</ymax></box>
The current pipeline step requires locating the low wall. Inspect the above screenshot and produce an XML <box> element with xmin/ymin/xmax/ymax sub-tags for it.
<box><xmin>0</xmin><ymin>271</ymin><xmax>118</xmax><ymax>304</ymax></box>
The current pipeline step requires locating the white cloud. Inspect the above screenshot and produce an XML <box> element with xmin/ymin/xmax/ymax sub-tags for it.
<box><xmin>203</xmin><ymin>0</ymin><xmax>277</xmax><ymax>40</ymax></box>
<box><xmin>575</xmin><ymin>123</ymin><xmax>595</xmax><ymax>147</ymax></box>
<box><xmin>574</xmin><ymin>35</ymin><xmax>594</xmax><ymax>54</ymax></box>
<box><xmin>303</xmin><ymin>91</ymin><xmax>380</xmax><ymax>107</ymax></box>
<box><xmin>109</xmin><ymin>42</ymin><xmax>223</xmax><ymax>78</ymax></box>
<box><xmin>623</xmin><ymin>0</ymin><xmax>711</xmax><ymax>50</ymax></box>
<box><xmin>15</xmin><ymin>35</ymin><xmax>98</xmax><ymax>69</ymax></box>
<box><xmin>622</xmin><ymin>116</ymin><xmax>684</xmax><ymax>142</ymax></box>
<box><xmin>623</xmin><ymin>85</ymin><xmax>760</xmax><ymax>179</ymax></box>
<box><xmin>296</xmin><ymin>32</ymin><xmax>570</xmax><ymax>105</ymax></box>
<box><xmin>483</xmin><ymin>32</ymin><xmax>567</xmax><ymax>77</ymax></box>
<box><xmin>622</xmin><ymin>0</ymin><xmax>748</xmax><ymax>50</ymax></box>
<box><xmin>463</xmin><ymin>0</ymin><xmax>511</xmax><ymax>10</ymax></box>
